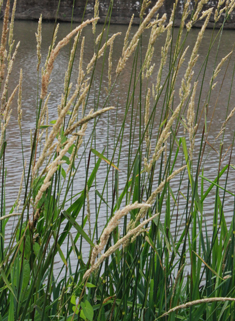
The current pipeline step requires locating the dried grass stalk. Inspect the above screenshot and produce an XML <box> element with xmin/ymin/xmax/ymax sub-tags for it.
<box><xmin>90</xmin><ymin>202</ymin><xmax>151</xmax><ymax>266</ymax></box>
<box><xmin>41</xmin><ymin>18</ymin><xmax>99</xmax><ymax>99</ymax></box>
<box><xmin>160</xmin><ymin>297</ymin><xmax>235</xmax><ymax>318</ymax></box>
<box><xmin>83</xmin><ymin>213</ymin><xmax>158</xmax><ymax>280</ymax></box>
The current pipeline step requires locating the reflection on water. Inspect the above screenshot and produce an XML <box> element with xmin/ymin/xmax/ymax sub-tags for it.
<box><xmin>3</xmin><ymin>21</ymin><xmax>235</xmax><ymax>270</ymax></box>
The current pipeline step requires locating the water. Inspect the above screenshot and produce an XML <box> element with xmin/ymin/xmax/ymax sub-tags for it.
<box><xmin>3</xmin><ymin>21</ymin><xmax>235</xmax><ymax>272</ymax></box>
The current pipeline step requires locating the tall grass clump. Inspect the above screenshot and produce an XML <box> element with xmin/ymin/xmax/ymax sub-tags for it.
<box><xmin>1</xmin><ymin>0</ymin><xmax>235</xmax><ymax>319</ymax></box>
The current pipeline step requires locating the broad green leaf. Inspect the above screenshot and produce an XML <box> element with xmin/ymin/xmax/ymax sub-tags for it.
<box><xmin>86</xmin><ymin>283</ymin><xmax>96</xmax><ymax>288</ymax></box>
<box><xmin>22</xmin><ymin>260</ymin><xmax>30</xmax><ymax>290</ymax></box>
<box><xmin>81</xmin><ymin>300</ymin><xmax>94</xmax><ymax>321</ymax></box>
<box><xmin>71</xmin><ymin>295</ymin><xmax>76</xmax><ymax>305</ymax></box>
<box><xmin>62</xmin><ymin>155</ymin><xmax>70</xmax><ymax>165</ymax></box>
<box><xmin>33</xmin><ymin>243</ymin><xmax>40</xmax><ymax>256</ymax></box>
<box><xmin>72</xmin><ymin>304</ymin><xmax>80</xmax><ymax>315</ymax></box>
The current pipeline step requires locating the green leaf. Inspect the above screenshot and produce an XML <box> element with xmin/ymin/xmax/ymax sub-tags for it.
<box><xmin>56</xmin><ymin>243</ymin><xmax>67</xmax><ymax>267</ymax></box>
<box><xmin>1</xmin><ymin>270</ymin><xmax>17</xmax><ymax>301</ymax></box>
<box><xmin>81</xmin><ymin>300</ymin><xmax>94</xmax><ymax>321</ymax></box>
<box><xmin>72</xmin><ymin>304</ymin><xmax>80</xmax><ymax>315</ymax></box>
<box><xmin>62</xmin><ymin>155</ymin><xmax>70</xmax><ymax>165</ymax></box>
<box><xmin>22</xmin><ymin>260</ymin><xmax>30</xmax><ymax>290</ymax></box>
<box><xmin>62</xmin><ymin>211</ymin><xmax>94</xmax><ymax>247</ymax></box>
<box><xmin>0</xmin><ymin>141</ymin><xmax>7</xmax><ymax>159</ymax></box>
<box><xmin>39</xmin><ymin>125</ymin><xmax>52</xmax><ymax>129</ymax></box>
<box><xmin>8</xmin><ymin>291</ymin><xmax>14</xmax><ymax>321</ymax></box>
<box><xmin>58</xmin><ymin>154</ymin><xmax>102</xmax><ymax>246</ymax></box>
<box><xmin>95</xmin><ymin>190</ymin><xmax>110</xmax><ymax>208</ymax></box>
<box><xmin>86</xmin><ymin>283</ymin><xmax>96</xmax><ymax>288</ymax></box>
<box><xmin>20</xmin><ymin>235</ymin><xmax>31</xmax><ymax>259</ymax></box>
<box><xmin>71</xmin><ymin>295</ymin><xmax>77</xmax><ymax>305</ymax></box>
<box><xmin>33</xmin><ymin>243</ymin><xmax>40</xmax><ymax>256</ymax></box>
<box><xmin>91</xmin><ymin>148</ymin><xmax>119</xmax><ymax>171</ymax></box>
<box><xmin>200</xmin><ymin>174</ymin><xmax>235</xmax><ymax>197</ymax></box>
<box><xmin>61</xmin><ymin>167</ymin><xmax>66</xmax><ymax>179</ymax></box>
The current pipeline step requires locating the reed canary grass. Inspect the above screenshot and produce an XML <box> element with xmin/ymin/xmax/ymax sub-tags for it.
<box><xmin>135</xmin><ymin>165</ymin><xmax>187</xmax><ymax>222</ymax></box>
<box><xmin>93</xmin><ymin>0</ymin><xmax>99</xmax><ymax>34</ymax></box>
<box><xmin>172</xmin><ymin>46</ymin><xmax>189</xmax><ymax>83</ymax></box>
<box><xmin>2</xmin><ymin>1</ymin><xmax>235</xmax><ymax>319</ymax></box>
<box><xmin>1</xmin><ymin>41</ymin><xmax>20</xmax><ymax>111</ymax></box>
<box><xmin>143</xmin><ymin>14</ymin><xmax>167</xmax><ymax>80</ymax></box>
<box><xmin>164</xmin><ymin>139</ymin><xmax>168</xmax><ymax>170</ymax></box>
<box><xmin>123</xmin><ymin>14</ymin><xmax>134</xmax><ymax>55</ymax></box>
<box><xmin>45</xmin><ymin>142</ymin><xmax>57</xmax><ymax>158</ymax></box>
<box><xmin>77</xmin><ymin>37</ymin><xmax>85</xmax><ymax>87</ymax></box>
<box><xmin>140</xmin><ymin>0</ymin><xmax>152</xmax><ymax>19</ymax></box>
<box><xmin>34</xmin><ymin>86</ymin><xmax>80</xmax><ymax>174</ymax></box>
<box><xmin>108</xmin><ymin>40</ymin><xmax>114</xmax><ymax>89</ymax></box>
<box><xmin>65</xmin><ymin>106</ymin><xmax>115</xmax><ymax>135</ymax></box>
<box><xmin>43</xmin><ymin>23</ymin><xmax>59</xmax><ymax>73</ymax></box>
<box><xmin>64</xmin><ymin>32</ymin><xmax>80</xmax><ymax>94</ymax></box>
<box><xmin>16</xmin><ymin>160</ymin><xmax>26</xmax><ymax>206</ymax></box>
<box><xmin>35</xmin><ymin>134</ymin><xmax>80</xmax><ymax>206</ymax></box>
<box><xmin>7</xmin><ymin>0</ymin><xmax>17</xmax><ymax>61</ymax></box>
<box><xmin>0</xmin><ymin>0</ymin><xmax>10</xmax><ymax>83</ymax></box>
<box><xmin>83</xmin><ymin>213</ymin><xmax>158</xmax><ymax>280</ymax></box>
<box><xmin>2</xmin><ymin>84</ymin><xmax>18</xmax><ymax>122</ymax></box>
<box><xmin>116</xmin><ymin>0</ymin><xmax>165</xmax><ymax>75</ymax></box>
<box><xmin>186</xmin><ymin>81</ymin><xmax>198</xmax><ymax>161</ymax></box>
<box><xmin>169</xmin><ymin>264</ymin><xmax>185</xmax><ymax>309</ymax></box>
<box><xmin>175</xmin><ymin>0</ymin><xmax>190</xmax><ymax>52</ymax></box>
<box><xmin>0</xmin><ymin>113</ymin><xmax>10</xmax><ymax>150</ymax></box>
<box><xmin>17</xmin><ymin>69</ymin><xmax>23</xmax><ymax>130</ymax></box>
<box><xmin>87</xmin><ymin>32</ymin><xmax>121</xmax><ymax>74</ymax></box>
<box><xmin>66</xmin><ymin>122</ymin><xmax>87</xmax><ymax>174</ymax></box>
<box><xmin>144</xmin><ymin>145</ymin><xmax>166</xmax><ymax>173</ymax></box>
<box><xmin>228</xmin><ymin>0</ymin><xmax>235</xmax><ymax>15</ymax></box>
<box><xmin>180</xmin><ymin>8</ymin><xmax>213</xmax><ymax>99</ymax></box>
<box><xmin>38</xmin><ymin>130</ymin><xmax>44</xmax><ymax>145</ymax></box>
<box><xmin>90</xmin><ymin>202</ymin><xmax>151</xmax><ymax>266</ymax></box>
<box><xmin>41</xmin><ymin>18</ymin><xmax>99</xmax><ymax>99</ymax></box>
<box><xmin>0</xmin><ymin>84</ymin><xmax>18</xmax><ymax>148</ymax></box>
<box><xmin>86</xmin><ymin>185</ymin><xmax>91</xmax><ymax>238</ymax></box>
<box><xmin>159</xmin><ymin>298</ymin><xmax>235</xmax><ymax>319</ymax></box>
<box><xmin>130</xmin><ymin>227</ymin><xmax>149</xmax><ymax>243</ymax></box>
<box><xmin>95</xmin><ymin>29</ymin><xmax>104</xmax><ymax>45</ymax></box>
<box><xmin>35</xmin><ymin>15</ymin><xmax>42</xmax><ymax>72</ymax></box>
<box><xmin>210</xmin><ymin>51</ymin><xmax>233</xmax><ymax>85</ymax></box>
<box><xmin>145</xmin><ymin>88</ymin><xmax>151</xmax><ymax>158</ymax></box>
<box><xmin>39</xmin><ymin>93</ymin><xmax>51</xmax><ymax>127</ymax></box>
<box><xmin>145</xmin><ymin>93</ymin><xmax>188</xmax><ymax>173</ymax></box>
<box><xmin>216</xmin><ymin>105</ymin><xmax>235</xmax><ymax>139</ymax></box>
<box><xmin>214</xmin><ymin>0</ymin><xmax>226</xmax><ymax>22</ymax></box>
<box><xmin>146</xmin><ymin>63</ymin><xmax>155</xmax><ymax>79</ymax></box>
<box><xmin>186</xmin><ymin>0</ymin><xmax>209</xmax><ymax>30</ymax></box>
<box><xmin>155</xmin><ymin>20</ymin><xmax>173</xmax><ymax>95</ymax></box>
<box><xmin>69</xmin><ymin>83</ymin><xmax>90</xmax><ymax>126</ymax></box>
